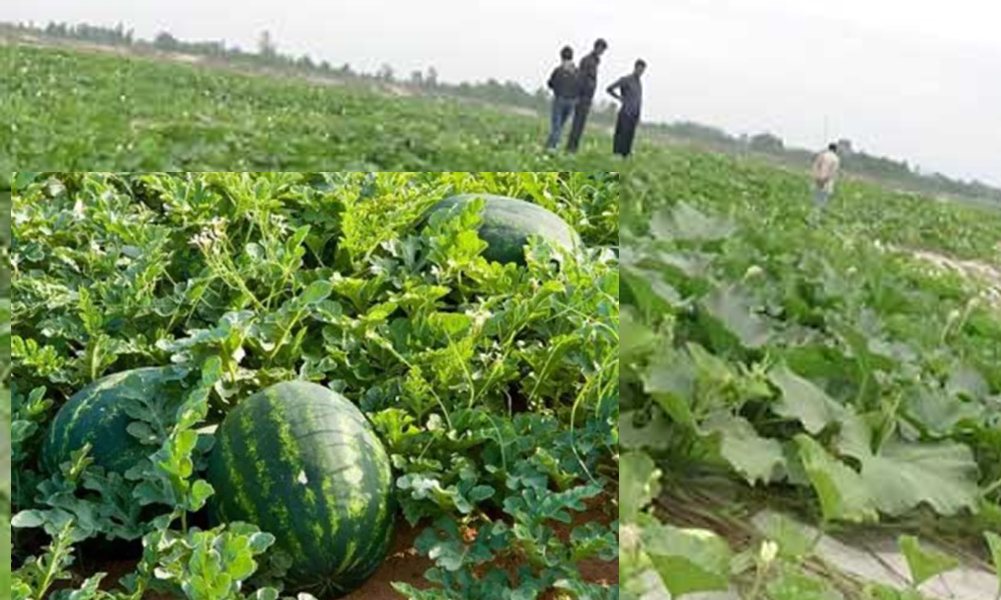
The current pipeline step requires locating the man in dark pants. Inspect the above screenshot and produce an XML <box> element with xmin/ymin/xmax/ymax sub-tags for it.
<box><xmin>545</xmin><ymin>46</ymin><xmax>579</xmax><ymax>150</ymax></box>
<box><xmin>607</xmin><ymin>59</ymin><xmax>647</xmax><ymax>157</ymax></box>
<box><xmin>565</xmin><ymin>38</ymin><xmax>608</xmax><ymax>153</ymax></box>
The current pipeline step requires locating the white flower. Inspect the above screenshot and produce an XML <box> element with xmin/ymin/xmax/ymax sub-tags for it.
<box><xmin>466</xmin><ymin>307</ymin><xmax>492</xmax><ymax>329</ymax></box>
<box><xmin>620</xmin><ymin>524</ymin><xmax>641</xmax><ymax>552</ymax></box>
<box><xmin>759</xmin><ymin>540</ymin><xmax>779</xmax><ymax>564</ymax></box>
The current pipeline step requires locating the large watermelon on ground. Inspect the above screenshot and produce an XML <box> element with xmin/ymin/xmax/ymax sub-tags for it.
<box><xmin>430</xmin><ymin>194</ymin><xmax>581</xmax><ymax>265</ymax></box>
<box><xmin>206</xmin><ymin>381</ymin><xmax>395</xmax><ymax>596</ymax></box>
<box><xmin>42</xmin><ymin>366</ymin><xmax>190</xmax><ymax>475</ymax></box>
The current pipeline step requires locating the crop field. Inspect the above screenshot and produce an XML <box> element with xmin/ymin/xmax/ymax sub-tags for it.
<box><xmin>621</xmin><ymin>152</ymin><xmax>1001</xmax><ymax>599</ymax></box>
<box><xmin>2</xmin><ymin>189</ymin><xmax>10</xmax><ymax>597</ymax></box>
<box><xmin>6</xmin><ymin>36</ymin><xmax>1001</xmax><ymax>600</ymax></box>
<box><xmin>2</xmin><ymin>44</ymin><xmax>621</xmax><ymax>174</ymax></box>
<box><xmin>7</xmin><ymin>172</ymin><xmax>620</xmax><ymax>600</ymax></box>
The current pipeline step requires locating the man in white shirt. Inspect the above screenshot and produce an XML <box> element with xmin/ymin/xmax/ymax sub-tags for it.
<box><xmin>812</xmin><ymin>143</ymin><xmax>841</xmax><ymax>211</ymax></box>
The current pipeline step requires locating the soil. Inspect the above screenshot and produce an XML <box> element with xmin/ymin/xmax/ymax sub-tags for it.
<box><xmin>342</xmin><ymin>523</ymin><xmax>432</xmax><ymax>600</ymax></box>
<box><xmin>61</xmin><ymin>504</ymin><xmax>617</xmax><ymax>600</ymax></box>
<box><xmin>550</xmin><ymin>502</ymin><xmax>620</xmax><ymax>588</ymax></box>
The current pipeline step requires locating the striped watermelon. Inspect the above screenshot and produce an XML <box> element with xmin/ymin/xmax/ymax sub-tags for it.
<box><xmin>206</xmin><ymin>381</ymin><xmax>395</xmax><ymax>596</ymax></box>
<box><xmin>42</xmin><ymin>367</ymin><xmax>190</xmax><ymax>475</ymax></box>
<box><xmin>431</xmin><ymin>194</ymin><xmax>581</xmax><ymax>265</ymax></box>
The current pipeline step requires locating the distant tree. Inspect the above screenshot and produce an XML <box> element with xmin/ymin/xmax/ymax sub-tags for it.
<box><xmin>749</xmin><ymin>132</ymin><xmax>785</xmax><ymax>153</ymax></box>
<box><xmin>153</xmin><ymin>31</ymin><xmax>179</xmax><ymax>51</ymax></box>
<box><xmin>425</xmin><ymin>66</ymin><xmax>439</xmax><ymax>87</ymax></box>
<box><xmin>258</xmin><ymin>30</ymin><xmax>277</xmax><ymax>58</ymax></box>
<box><xmin>377</xmin><ymin>63</ymin><xmax>395</xmax><ymax>82</ymax></box>
<box><xmin>410</xmin><ymin>70</ymin><xmax>424</xmax><ymax>87</ymax></box>
<box><xmin>668</xmin><ymin>121</ymin><xmax>734</xmax><ymax>146</ymax></box>
<box><xmin>113</xmin><ymin>22</ymin><xmax>127</xmax><ymax>45</ymax></box>
<box><xmin>296</xmin><ymin>54</ymin><xmax>315</xmax><ymax>70</ymax></box>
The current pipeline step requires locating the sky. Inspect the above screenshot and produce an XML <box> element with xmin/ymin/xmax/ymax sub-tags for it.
<box><xmin>6</xmin><ymin>0</ymin><xmax>1001</xmax><ymax>185</ymax></box>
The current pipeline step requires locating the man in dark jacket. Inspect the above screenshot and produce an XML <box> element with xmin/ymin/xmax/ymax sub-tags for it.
<box><xmin>607</xmin><ymin>59</ymin><xmax>646</xmax><ymax>157</ymax></box>
<box><xmin>545</xmin><ymin>46</ymin><xmax>579</xmax><ymax>150</ymax></box>
<box><xmin>565</xmin><ymin>38</ymin><xmax>608</xmax><ymax>153</ymax></box>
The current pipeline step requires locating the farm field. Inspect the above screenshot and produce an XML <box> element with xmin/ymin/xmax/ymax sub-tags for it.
<box><xmin>5</xmin><ymin>36</ymin><xmax>1001</xmax><ymax>600</ymax></box>
<box><xmin>621</xmin><ymin>152</ymin><xmax>1001</xmax><ymax>599</ymax></box>
<box><xmin>6</xmin><ymin>172</ymin><xmax>620</xmax><ymax>599</ymax></box>
<box><xmin>2</xmin><ymin>44</ymin><xmax>621</xmax><ymax>174</ymax></box>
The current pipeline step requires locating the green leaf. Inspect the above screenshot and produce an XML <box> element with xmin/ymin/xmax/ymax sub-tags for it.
<box><xmin>642</xmin><ymin>347</ymin><xmax>696</xmax><ymax>428</ymax></box>
<box><xmin>944</xmin><ymin>362</ymin><xmax>989</xmax><ymax>400</ymax></box>
<box><xmin>650</xmin><ymin>202</ymin><xmax>735</xmax><ymax>242</ymax></box>
<box><xmin>704</xmin><ymin>414</ymin><xmax>785</xmax><ymax>485</ymax></box>
<box><xmin>621</xmin><ymin>307</ymin><xmax>657</xmax><ymax>361</ymax></box>
<box><xmin>188</xmin><ymin>480</ymin><xmax>214</xmax><ymax>511</ymax></box>
<box><xmin>641</xmin><ymin>518</ymin><xmax>733</xmax><ymax>597</ymax></box>
<box><xmin>769</xmin><ymin>364</ymin><xmax>846</xmax><ymax>434</ymax></box>
<box><xmin>750</xmin><ymin>510</ymin><xmax>821</xmax><ymax>560</ymax></box>
<box><xmin>837</xmin><ymin>414</ymin><xmax>981</xmax><ymax>517</ymax></box>
<box><xmin>247</xmin><ymin>532</ymin><xmax>276</xmax><ymax>554</ymax></box>
<box><xmin>67</xmin><ymin>574</ymin><xmax>107</xmax><ymax>600</ymax></box>
<box><xmin>795</xmin><ymin>435</ymin><xmax>876</xmax><ymax>523</ymax></box>
<box><xmin>864</xmin><ymin>439</ymin><xmax>980</xmax><ymax>517</ymax></box>
<box><xmin>620</xmin><ymin>452</ymin><xmax>661</xmax><ymax>522</ymax></box>
<box><xmin>766</xmin><ymin>568</ymin><xmax>845</xmax><ymax>600</ymax></box>
<box><xmin>699</xmin><ymin>283</ymin><xmax>771</xmax><ymax>349</ymax></box>
<box><xmin>984</xmin><ymin>532</ymin><xmax>1001</xmax><ymax>587</ymax></box>
<box><xmin>11</xmin><ymin>510</ymin><xmax>46</xmax><ymax>528</ymax></box>
<box><xmin>301</xmin><ymin>280</ymin><xmax>333</xmax><ymax>305</ymax></box>
<box><xmin>904</xmin><ymin>387</ymin><xmax>984</xmax><ymax>436</ymax></box>
<box><xmin>126</xmin><ymin>421</ymin><xmax>160</xmax><ymax>445</ymax></box>
<box><xmin>899</xmin><ymin>535</ymin><xmax>960</xmax><ymax>586</ymax></box>
<box><xmin>620</xmin><ymin>410</ymin><xmax>673</xmax><ymax>452</ymax></box>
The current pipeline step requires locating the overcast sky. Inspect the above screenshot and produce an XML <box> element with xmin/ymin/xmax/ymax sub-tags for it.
<box><xmin>6</xmin><ymin>0</ymin><xmax>1001</xmax><ymax>185</ymax></box>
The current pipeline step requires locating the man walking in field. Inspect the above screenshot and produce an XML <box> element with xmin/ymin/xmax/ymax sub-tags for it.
<box><xmin>566</xmin><ymin>38</ymin><xmax>608</xmax><ymax>153</ymax></box>
<box><xmin>812</xmin><ymin>143</ymin><xmax>841</xmax><ymax>212</ymax></box>
<box><xmin>607</xmin><ymin>59</ymin><xmax>646</xmax><ymax>157</ymax></box>
<box><xmin>545</xmin><ymin>46</ymin><xmax>579</xmax><ymax>151</ymax></box>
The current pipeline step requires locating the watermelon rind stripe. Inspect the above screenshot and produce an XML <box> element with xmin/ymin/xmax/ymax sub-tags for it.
<box><xmin>207</xmin><ymin>380</ymin><xmax>395</xmax><ymax>592</ymax></box>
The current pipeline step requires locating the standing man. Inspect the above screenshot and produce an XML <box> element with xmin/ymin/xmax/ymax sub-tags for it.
<box><xmin>566</xmin><ymin>38</ymin><xmax>608</xmax><ymax>153</ymax></box>
<box><xmin>811</xmin><ymin>143</ymin><xmax>841</xmax><ymax>212</ymax></box>
<box><xmin>545</xmin><ymin>46</ymin><xmax>579</xmax><ymax>151</ymax></box>
<box><xmin>607</xmin><ymin>59</ymin><xmax>646</xmax><ymax>157</ymax></box>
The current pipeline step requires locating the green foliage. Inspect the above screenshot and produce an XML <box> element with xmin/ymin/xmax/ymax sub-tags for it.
<box><xmin>3</xmin><ymin>188</ymin><xmax>13</xmax><ymax>596</ymax></box>
<box><xmin>3</xmin><ymin>45</ymin><xmax>629</xmax><ymax>174</ymax></box>
<box><xmin>10</xmin><ymin>172</ymin><xmax>618</xmax><ymax>599</ymax></box>
<box><xmin>621</xmin><ymin>151</ymin><xmax>1001</xmax><ymax>598</ymax></box>
<box><xmin>898</xmin><ymin>535</ymin><xmax>960</xmax><ymax>587</ymax></box>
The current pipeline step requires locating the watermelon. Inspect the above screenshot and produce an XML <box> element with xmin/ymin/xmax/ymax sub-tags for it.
<box><xmin>206</xmin><ymin>381</ymin><xmax>395</xmax><ymax>596</ymax></box>
<box><xmin>430</xmin><ymin>194</ymin><xmax>581</xmax><ymax>265</ymax></box>
<box><xmin>42</xmin><ymin>367</ymin><xmax>190</xmax><ymax>475</ymax></box>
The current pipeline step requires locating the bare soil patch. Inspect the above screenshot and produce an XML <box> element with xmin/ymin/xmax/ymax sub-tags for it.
<box><xmin>57</xmin><ymin>507</ymin><xmax>616</xmax><ymax>600</ymax></box>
